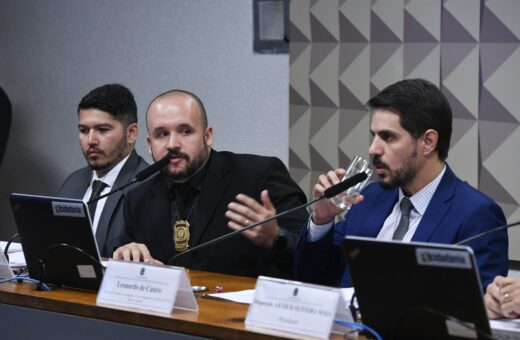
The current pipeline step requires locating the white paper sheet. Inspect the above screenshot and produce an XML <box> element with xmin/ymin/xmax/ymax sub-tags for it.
<box><xmin>0</xmin><ymin>241</ymin><xmax>26</xmax><ymax>268</ymax></box>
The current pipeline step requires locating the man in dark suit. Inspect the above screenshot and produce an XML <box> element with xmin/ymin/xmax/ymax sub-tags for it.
<box><xmin>113</xmin><ymin>90</ymin><xmax>308</xmax><ymax>278</ymax></box>
<box><xmin>0</xmin><ymin>86</ymin><xmax>11</xmax><ymax>165</ymax></box>
<box><xmin>295</xmin><ymin>79</ymin><xmax>508</xmax><ymax>289</ymax></box>
<box><xmin>58</xmin><ymin>84</ymin><xmax>148</xmax><ymax>257</ymax></box>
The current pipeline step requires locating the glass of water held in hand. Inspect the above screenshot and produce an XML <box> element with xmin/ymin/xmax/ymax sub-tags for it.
<box><xmin>330</xmin><ymin>155</ymin><xmax>374</xmax><ymax>210</ymax></box>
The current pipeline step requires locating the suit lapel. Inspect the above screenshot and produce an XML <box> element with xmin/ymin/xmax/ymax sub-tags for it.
<box><xmin>363</xmin><ymin>190</ymin><xmax>399</xmax><ymax>237</ymax></box>
<box><xmin>69</xmin><ymin>169</ymin><xmax>91</xmax><ymax>199</ymax></box>
<box><xmin>95</xmin><ymin>151</ymin><xmax>138</xmax><ymax>251</ymax></box>
<box><xmin>411</xmin><ymin>166</ymin><xmax>456</xmax><ymax>242</ymax></box>
<box><xmin>190</xmin><ymin>151</ymin><xmax>231</xmax><ymax>247</ymax></box>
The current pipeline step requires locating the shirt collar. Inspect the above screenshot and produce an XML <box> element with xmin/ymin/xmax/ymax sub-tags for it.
<box><xmin>166</xmin><ymin>157</ymin><xmax>209</xmax><ymax>195</ymax></box>
<box><xmin>398</xmin><ymin>164</ymin><xmax>447</xmax><ymax>216</ymax></box>
<box><xmin>91</xmin><ymin>153</ymin><xmax>131</xmax><ymax>188</ymax></box>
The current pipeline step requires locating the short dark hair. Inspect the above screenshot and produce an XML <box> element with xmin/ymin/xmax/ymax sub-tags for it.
<box><xmin>148</xmin><ymin>89</ymin><xmax>208</xmax><ymax>129</ymax></box>
<box><xmin>78</xmin><ymin>84</ymin><xmax>137</xmax><ymax>127</ymax></box>
<box><xmin>367</xmin><ymin>79</ymin><xmax>452</xmax><ymax>161</ymax></box>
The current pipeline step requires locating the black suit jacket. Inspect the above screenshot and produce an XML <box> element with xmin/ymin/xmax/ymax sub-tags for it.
<box><xmin>123</xmin><ymin>150</ymin><xmax>308</xmax><ymax>278</ymax></box>
<box><xmin>58</xmin><ymin>150</ymin><xmax>149</xmax><ymax>256</ymax></box>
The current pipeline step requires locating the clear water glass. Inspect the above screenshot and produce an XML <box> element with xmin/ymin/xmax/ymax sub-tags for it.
<box><xmin>330</xmin><ymin>155</ymin><xmax>374</xmax><ymax>210</ymax></box>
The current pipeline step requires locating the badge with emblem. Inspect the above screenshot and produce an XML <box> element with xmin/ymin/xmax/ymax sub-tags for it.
<box><xmin>174</xmin><ymin>220</ymin><xmax>190</xmax><ymax>252</ymax></box>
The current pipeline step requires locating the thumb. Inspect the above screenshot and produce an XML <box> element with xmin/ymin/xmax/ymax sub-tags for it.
<box><xmin>261</xmin><ymin>189</ymin><xmax>275</xmax><ymax>212</ymax></box>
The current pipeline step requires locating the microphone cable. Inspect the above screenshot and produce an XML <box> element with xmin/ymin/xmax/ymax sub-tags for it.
<box><xmin>36</xmin><ymin>243</ymin><xmax>104</xmax><ymax>291</ymax></box>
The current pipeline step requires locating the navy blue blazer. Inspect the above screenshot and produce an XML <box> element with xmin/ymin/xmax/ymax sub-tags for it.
<box><xmin>295</xmin><ymin>165</ymin><xmax>508</xmax><ymax>289</ymax></box>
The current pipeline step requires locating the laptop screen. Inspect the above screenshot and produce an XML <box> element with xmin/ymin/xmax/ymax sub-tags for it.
<box><xmin>343</xmin><ymin>236</ymin><xmax>491</xmax><ymax>339</ymax></box>
<box><xmin>10</xmin><ymin>193</ymin><xmax>104</xmax><ymax>290</ymax></box>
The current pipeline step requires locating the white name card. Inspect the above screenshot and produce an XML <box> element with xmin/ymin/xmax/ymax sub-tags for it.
<box><xmin>96</xmin><ymin>259</ymin><xmax>198</xmax><ymax>315</ymax></box>
<box><xmin>245</xmin><ymin>276</ymin><xmax>350</xmax><ymax>339</ymax></box>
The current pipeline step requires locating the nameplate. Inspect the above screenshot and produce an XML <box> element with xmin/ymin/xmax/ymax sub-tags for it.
<box><xmin>245</xmin><ymin>276</ymin><xmax>349</xmax><ymax>339</ymax></box>
<box><xmin>96</xmin><ymin>259</ymin><xmax>198</xmax><ymax>315</ymax></box>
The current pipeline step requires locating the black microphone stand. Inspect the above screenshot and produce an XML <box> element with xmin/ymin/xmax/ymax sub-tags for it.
<box><xmin>169</xmin><ymin>195</ymin><xmax>323</xmax><ymax>265</ymax></box>
<box><xmin>168</xmin><ymin>172</ymin><xmax>368</xmax><ymax>264</ymax></box>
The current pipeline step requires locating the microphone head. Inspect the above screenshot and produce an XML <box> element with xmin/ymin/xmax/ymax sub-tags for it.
<box><xmin>134</xmin><ymin>152</ymin><xmax>171</xmax><ymax>182</ymax></box>
<box><xmin>324</xmin><ymin>172</ymin><xmax>368</xmax><ymax>198</ymax></box>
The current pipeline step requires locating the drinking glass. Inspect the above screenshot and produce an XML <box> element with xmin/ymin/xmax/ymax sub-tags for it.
<box><xmin>330</xmin><ymin>155</ymin><xmax>374</xmax><ymax>210</ymax></box>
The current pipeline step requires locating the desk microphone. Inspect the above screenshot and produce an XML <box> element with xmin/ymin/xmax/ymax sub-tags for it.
<box><xmin>168</xmin><ymin>172</ymin><xmax>368</xmax><ymax>264</ymax></box>
<box><xmin>87</xmin><ymin>152</ymin><xmax>171</xmax><ymax>204</ymax></box>
<box><xmin>456</xmin><ymin>220</ymin><xmax>520</xmax><ymax>245</ymax></box>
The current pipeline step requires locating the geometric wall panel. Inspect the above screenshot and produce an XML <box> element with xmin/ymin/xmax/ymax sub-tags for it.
<box><xmin>448</xmin><ymin>119</ymin><xmax>478</xmax><ymax>187</ymax></box>
<box><xmin>289</xmin><ymin>1</ymin><xmax>520</xmax><ymax>262</ymax></box>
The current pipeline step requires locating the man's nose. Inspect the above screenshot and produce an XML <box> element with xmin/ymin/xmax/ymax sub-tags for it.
<box><xmin>167</xmin><ymin>134</ymin><xmax>181</xmax><ymax>150</ymax></box>
<box><xmin>368</xmin><ymin>137</ymin><xmax>381</xmax><ymax>156</ymax></box>
<box><xmin>87</xmin><ymin>131</ymin><xmax>98</xmax><ymax>145</ymax></box>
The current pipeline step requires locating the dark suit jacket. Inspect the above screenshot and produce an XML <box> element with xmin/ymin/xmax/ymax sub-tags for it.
<box><xmin>58</xmin><ymin>150</ymin><xmax>148</xmax><ymax>257</ymax></box>
<box><xmin>0</xmin><ymin>86</ymin><xmax>11</xmax><ymax>165</ymax></box>
<box><xmin>295</xmin><ymin>165</ymin><xmax>508</xmax><ymax>289</ymax></box>
<box><xmin>123</xmin><ymin>150</ymin><xmax>308</xmax><ymax>278</ymax></box>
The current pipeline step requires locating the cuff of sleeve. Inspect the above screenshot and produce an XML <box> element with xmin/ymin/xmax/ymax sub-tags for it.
<box><xmin>306</xmin><ymin>218</ymin><xmax>334</xmax><ymax>242</ymax></box>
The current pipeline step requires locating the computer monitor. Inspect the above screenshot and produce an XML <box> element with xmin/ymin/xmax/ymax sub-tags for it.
<box><xmin>10</xmin><ymin>193</ymin><xmax>103</xmax><ymax>290</ymax></box>
<box><xmin>343</xmin><ymin>236</ymin><xmax>491</xmax><ymax>339</ymax></box>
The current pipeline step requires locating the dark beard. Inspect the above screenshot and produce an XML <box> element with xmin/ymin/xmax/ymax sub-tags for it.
<box><xmin>169</xmin><ymin>148</ymin><xmax>209</xmax><ymax>181</ymax></box>
<box><xmin>164</xmin><ymin>139</ymin><xmax>210</xmax><ymax>182</ymax></box>
<box><xmin>86</xmin><ymin>132</ymin><xmax>127</xmax><ymax>173</ymax></box>
<box><xmin>373</xmin><ymin>150</ymin><xmax>418</xmax><ymax>191</ymax></box>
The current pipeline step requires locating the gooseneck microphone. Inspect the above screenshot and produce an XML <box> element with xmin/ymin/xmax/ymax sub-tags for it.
<box><xmin>87</xmin><ymin>152</ymin><xmax>171</xmax><ymax>204</ymax></box>
<box><xmin>168</xmin><ymin>172</ymin><xmax>368</xmax><ymax>264</ymax></box>
<box><xmin>456</xmin><ymin>220</ymin><xmax>520</xmax><ymax>245</ymax></box>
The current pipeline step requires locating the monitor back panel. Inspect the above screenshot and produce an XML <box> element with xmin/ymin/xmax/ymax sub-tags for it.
<box><xmin>343</xmin><ymin>236</ymin><xmax>491</xmax><ymax>339</ymax></box>
<box><xmin>10</xmin><ymin>193</ymin><xmax>103</xmax><ymax>290</ymax></box>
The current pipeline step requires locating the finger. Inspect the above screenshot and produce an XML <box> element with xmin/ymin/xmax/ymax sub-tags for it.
<box><xmin>227</xmin><ymin>199</ymin><xmax>262</xmax><ymax>217</ymax></box>
<box><xmin>335</xmin><ymin>168</ymin><xmax>347</xmax><ymax>178</ymax></box>
<box><xmin>354</xmin><ymin>194</ymin><xmax>364</xmax><ymax>205</ymax></box>
<box><xmin>112</xmin><ymin>247</ymin><xmax>123</xmax><ymax>259</ymax></box>
<box><xmin>486</xmin><ymin>282</ymin><xmax>500</xmax><ymax>300</ymax></box>
<box><xmin>494</xmin><ymin>275</ymin><xmax>510</xmax><ymax>288</ymax></box>
<box><xmin>501</xmin><ymin>301</ymin><xmax>520</xmax><ymax>319</ymax></box>
<box><xmin>148</xmin><ymin>259</ymin><xmax>164</xmax><ymax>265</ymax></box>
<box><xmin>130</xmin><ymin>246</ymin><xmax>142</xmax><ymax>262</ymax></box>
<box><xmin>137</xmin><ymin>243</ymin><xmax>153</xmax><ymax>262</ymax></box>
<box><xmin>312</xmin><ymin>183</ymin><xmax>326</xmax><ymax>199</ymax></box>
<box><xmin>227</xmin><ymin>201</ymin><xmax>253</xmax><ymax>216</ymax></box>
<box><xmin>485</xmin><ymin>298</ymin><xmax>504</xmax><ymax>319</ymax></box>
<box><xmin>121</xmin><ymin>246</ymin><xmax>132</xmax><ymax>261</ymax></box>
<box><xmin>225</xmin><ymin>210</ymin><xmax>254</xmax><ymax>226</ymax></box>
<box><xmin>318</xmin><ymin>173</ymin><xmax>334</xmax><ymax>188</ymax></box>
<box><xmin>235</xmin><ymin>193</ymin><xmax>263</xmax><ymax>212</ymax></box>
<box><xmin>228</xmin><ymin>220</ymin><xmax>258</xmax><ymax>235</ymax></box>
<box><xmin>327</xmin><ymin>170</ymin><xmax>342</xmax><ymax>185</ymax></box>
<box><xmin>227</xmin><ymin>220</ymin><xmax>241</xmax><ymax>231</ymax></box>
<box><xmin>260</xmin><ymin>190</ymin><xmax>275</xmax><ymax>213</ymax></box>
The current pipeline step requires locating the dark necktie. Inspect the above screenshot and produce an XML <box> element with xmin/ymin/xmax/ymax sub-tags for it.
<box><xmin>88</xmin><ymin>180</ymin><xmax>108</xmax><ymax>222</ymax></box>
<box><xmin>392</xmin><ymin>197</ymin><xmax>413</xmax><ymax>240</ymax></box>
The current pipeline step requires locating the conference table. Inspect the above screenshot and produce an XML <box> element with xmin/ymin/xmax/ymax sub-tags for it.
<box><xmin>0</xmin><ymin>270</ymin><xmax>345</xmax><ymax>339</ymax></box>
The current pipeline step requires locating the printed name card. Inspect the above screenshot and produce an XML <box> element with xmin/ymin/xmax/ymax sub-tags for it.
<box><xmin>96</xmin><ymin>259</ymin><xmax>198</xmax><ymax>315</ymax></box>
<box><xmin>245</xmin><ymin>276</ymin><xmax>349</xmax><ymax>339</ymax></box>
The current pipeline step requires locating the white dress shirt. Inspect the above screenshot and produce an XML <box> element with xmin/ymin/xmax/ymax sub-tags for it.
<box><xmin>82</xmin><ymin>154</ymin><xmax>130</xmax><ymax>233</ymax></box>
<box><xmin>307</xmin><ymin>165</ymin><xmax>447</xmax><ymax>242</ymax></box>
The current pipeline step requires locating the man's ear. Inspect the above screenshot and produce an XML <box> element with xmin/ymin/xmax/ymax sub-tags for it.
<box><xmin>422</xmin><ymin>129</ymin><xmax>438</xmax><ymax>156</ymax></box>
<box><xmin>127</xmin><ymin>123</ymin><xmax>138</xmax><ymax>146</ymax></box>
